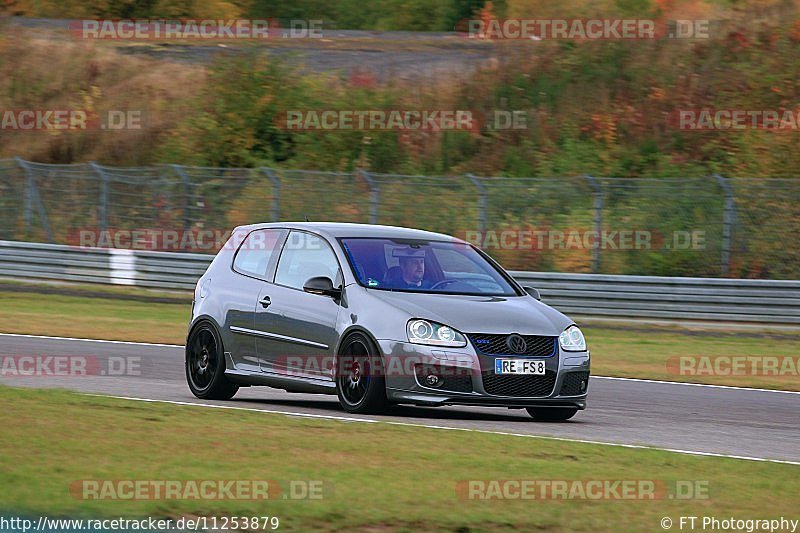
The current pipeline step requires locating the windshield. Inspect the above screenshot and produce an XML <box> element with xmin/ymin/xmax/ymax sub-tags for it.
<box><xmin>340</xmin><ymin>238</ymin><xmax>520</xmax><ymax>296</ymax></box>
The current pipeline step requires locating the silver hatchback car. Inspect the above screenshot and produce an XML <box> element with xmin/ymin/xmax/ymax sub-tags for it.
<box><xmin>186</xmin><ymin>223</ymin><xmax>589</xmax><ymax>420</ymax></box>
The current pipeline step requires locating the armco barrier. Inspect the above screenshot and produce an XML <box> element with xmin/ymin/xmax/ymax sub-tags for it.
<box><xmin>1</xmin><ymin>240</ymin><xmax>799</xmax><ymax>325</ymax></box>
<box><xmin>509</xmin><ymin>271</ymin><xmax>800</xmax><ymax>325</ymax></box>
<box><xmin>0</xmin><ymin>240</ymin><xmax>211</xmax><ymax>290</ymax></box>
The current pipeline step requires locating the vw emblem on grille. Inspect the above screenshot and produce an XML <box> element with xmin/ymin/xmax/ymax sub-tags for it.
<box><xmin>506</xmin><ymin>334</ymin><xmax>527</xmax><ymax>354</ymax></box>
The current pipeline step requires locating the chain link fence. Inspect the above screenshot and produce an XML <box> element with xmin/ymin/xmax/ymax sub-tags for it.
<box><xmin>2</xmin><ymin>158</ymin><xmax>798</xmax><ymax>279</ymax></box>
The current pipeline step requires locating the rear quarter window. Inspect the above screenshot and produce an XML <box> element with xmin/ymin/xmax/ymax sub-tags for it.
<box><xmin>232</xmin><ymin>229</ymin><xmax>284</xmax><ymax>278</ymax></box>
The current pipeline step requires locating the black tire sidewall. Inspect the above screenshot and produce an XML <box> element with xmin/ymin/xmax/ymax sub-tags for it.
<box><xmin>185</xmin><ymin>321</ymin><xmax>237</xmax><ymax>399</ymax></box>
<box><xmin>335</xmin><ymin>332</ymin><xmax>387</xmax><ymax>413</ymax></box>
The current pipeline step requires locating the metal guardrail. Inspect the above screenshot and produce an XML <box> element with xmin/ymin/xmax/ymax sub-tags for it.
<box><xmin>510</xmin><ymin>271</ymin><xmax>800</xmax><ymax>324</ymax></box>
<box><xmin>0</xmin><ymin>240</ymin><xmax>212</xmax><ymax>290</ymax></box>
<box><xmin>2</xmin><ymin>240</ymin><xmax>798</xmax><ymax>325</ymax></box>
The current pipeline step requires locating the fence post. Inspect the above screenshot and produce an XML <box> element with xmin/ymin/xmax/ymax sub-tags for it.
<box><xmin>89</xmin><ymin>162</ymin><xmax>109</xmax><ymax>233</ymax></box>
<box><xmin>358</xmin><ymin>169</ymin><xmax>379</xmax><ymax>224</ymax></box>
<box><xmin>15</xmin><ymin>157</ymin><xmax>33</xmax><ymax>233</ymax></box>
<box><xmin>15</xmin><ymin>157</ymin><xmax>54</xmax><ymax>242</ymax></box>
<box><xmin>713</xmin><ymin>174</ymin><xmax>735</xmax><ymax>277</ymax></box>
<box><xmin>584</xmin><ymin>174</ymin><xmax>603</xmax><ymax>273</ymax></box>
<box><xmin>466</xmin><ymin>174</ymin><xmax>487</xmax><ymax>234</ymax></box>
<box><xmin>170</xmin><ymin>164</ymin><xmax>192</xmax><ymax>232</ymax></box>
<box><xmin>261</xmin><ymin>168</ymin><xmax>281</xmax><ymax>222</ymax></box>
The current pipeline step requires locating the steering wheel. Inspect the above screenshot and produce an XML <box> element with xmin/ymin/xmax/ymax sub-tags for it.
<box><xmin>430</xmin><ymin>279</ymin><xmax>460</xmax><ymax>290</ymax></box>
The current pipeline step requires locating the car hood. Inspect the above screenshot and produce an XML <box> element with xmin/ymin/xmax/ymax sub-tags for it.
<box><xmin>367</xmin><ymin>290</ymin><xmax>572</xmax><ymax>336</ymax></box>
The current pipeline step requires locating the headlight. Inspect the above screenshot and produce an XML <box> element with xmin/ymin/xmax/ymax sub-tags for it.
<box><xmin>559</xmin><ymin>325</ymin><xmax>586</xmax><ymax>352</ymax></box>
<box><xmin>407</xmin><ymin>319</ymin><xmax>467</xmax><ymax>347</ymax></box>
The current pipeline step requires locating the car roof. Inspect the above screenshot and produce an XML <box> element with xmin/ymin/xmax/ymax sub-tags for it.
<box><xmin>234</xmin><ymin>222</ymin><xmax>463</xmax><ymax>242</ymax></box>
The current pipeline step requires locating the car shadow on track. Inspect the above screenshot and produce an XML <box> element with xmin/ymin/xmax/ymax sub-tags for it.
<box><xmin>229</xmin><ymin>396</ymin><xmax>585</xmax><ymax>423</ymax></box>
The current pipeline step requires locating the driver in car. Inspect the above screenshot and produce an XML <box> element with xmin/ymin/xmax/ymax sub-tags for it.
<box><xmin>388</xmin><ymin>247</ymin><xmax>430</xmax><ymax>289</ymax></box>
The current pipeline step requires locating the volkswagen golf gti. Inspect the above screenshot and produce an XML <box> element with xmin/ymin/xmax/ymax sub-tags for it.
<box><xmin>186</xmin><ymin>222</ymin><xmax>589</xmax><ymax>420</ymax></box>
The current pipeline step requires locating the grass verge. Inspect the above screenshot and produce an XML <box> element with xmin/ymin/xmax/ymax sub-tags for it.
<box><xmin>0</xmin><ymin>385</ymin><xmax>798</xmax><ymax>531</ymax></box>
<box><xmin>1</xmin><ymin>283</ymin><xmax>798</xmax><ymax>391</ymax></box>
<box><xmin>0</xmin><ymin>284</ymin><xmax>188</xmax><ymax>345</ymax></box>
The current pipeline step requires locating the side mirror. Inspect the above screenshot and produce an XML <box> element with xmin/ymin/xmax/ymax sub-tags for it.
<box><xmin>523</xmin><ymin>286</ymin><xmax>541</xmax><ymax>300</ymax></box>
<box><xmin>303</xmin><ymin>276</ymin><xmax>342</xmax><ymax>299</ymax></box>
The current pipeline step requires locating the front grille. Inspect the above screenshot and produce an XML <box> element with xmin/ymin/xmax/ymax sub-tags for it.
<box><xmin>414</xmin><ymin>364</ymin><xmax>473</xmax><ymax>393</ymax></box>
<box><xmin>482</xmin><ymin>371</ymin><xmax>557</xmax><ymax>397</ymax></box>
<box><xmin>559</xmin><ymin>371</ymin><xmax>589</xmax><ymax>396</ymax></box>
<box><xmin>467</xmin><ymin>334</ymin><xmax>556</xmax><ymax>357</ymax></box>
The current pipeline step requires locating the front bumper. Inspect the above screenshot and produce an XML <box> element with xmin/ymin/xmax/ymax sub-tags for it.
<box><xmin>376</xmin><ymin>340</ymin><xmax>589</xmax><ymax>409</ymax></box>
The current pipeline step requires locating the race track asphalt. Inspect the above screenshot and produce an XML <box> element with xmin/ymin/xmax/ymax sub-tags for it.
<box><xmin>1</xmin><ymin>333</ymin><xmax>798</xmax><ymax>464</ymax></box>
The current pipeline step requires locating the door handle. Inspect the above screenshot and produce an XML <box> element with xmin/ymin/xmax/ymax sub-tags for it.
<box><xmin>259</xmin><ymin>295</ymin><xmax>271</xmax><ymax>308</ymax></box>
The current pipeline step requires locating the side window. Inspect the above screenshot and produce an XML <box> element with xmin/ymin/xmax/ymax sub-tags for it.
<box><xmin>275</xmin><ymin>231</ymin><xmax>341</xmax><ymax>290</ymax></box>
<box><xmin>232</xmin><ymin>229</ymin><xmax>284</xmax><ymax>277</ymax></box>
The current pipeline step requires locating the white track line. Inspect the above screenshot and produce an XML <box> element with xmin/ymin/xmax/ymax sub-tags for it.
<box><xmin>0</xmin><ymin>332</ymin><xmax>182</xmax><ymax>348</ymax></box>
<box><xmin>591</xmin><ymin>376</ymin><xmax>800</xmax><ymax>395</ymax></box>
<box><xmin>85</xmin><ymin>393</ymin><xmax>800</xmax><ymax>466</ymax></box>
<box><xmin>4</xmin><ymin>332</ymin><xmax>798</xmax><ymax>395</ymax></box>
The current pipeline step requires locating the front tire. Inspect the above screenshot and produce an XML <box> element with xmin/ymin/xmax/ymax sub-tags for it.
<box><xmin>186</xmin><ymin>321</ymin><xmax>238</xmax><ymax>400</ymax></box>
<box><xmin>335</xmin><ymin>332</ymin><xmax>389</xmax><ymax>414</ymax></box>
<box><xmin>526</xmin><ymin>407</ymin><xmax>579</xmax><ymax>421</ymax></box>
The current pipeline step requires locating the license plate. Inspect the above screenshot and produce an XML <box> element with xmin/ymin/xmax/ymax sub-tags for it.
<box><xmin>494</xmin><ymin>359</ymin><xmax>546</xmax><ymax>375</ymax></box>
